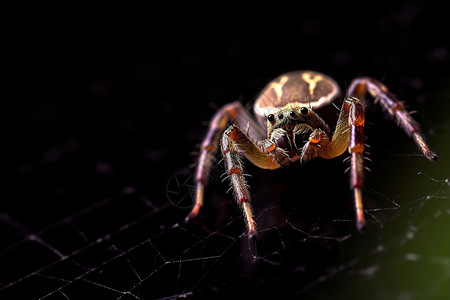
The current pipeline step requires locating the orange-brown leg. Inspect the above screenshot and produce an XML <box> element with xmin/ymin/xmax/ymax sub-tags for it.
<box><xmin>316</xmin><ymin>96</ymin><xmax>367</xmax><ymax>230</ymax></box>
<box><xmin>347</xmin><ymin>97</ymin><xmax>366</xmax><ymax>230</ymax></box>
<box><xmin>220</xmin><ymin>125</ymin><xmax>285</xmax><ymax>237</ymax></box>
<box><xmin>186</xmin><ymin>103</ymin><xmax>235</xmax><ymax>221</ymax></box>
<box><xmin>349</xmin><ymin>78</ymin><xmax>437</xmax><ymax>161</ymax></box>
<box><xmin>221</xmin><ymin>126</ymin><xmax>256</xmax><ymax>237</ymax></box>
<box><xmin>186</xmin><ymin>102</ymin><xmax>266</xmax><ymax>222</ymax></box>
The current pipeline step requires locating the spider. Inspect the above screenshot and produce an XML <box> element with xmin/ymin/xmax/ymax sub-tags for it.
<box><xmin>186</xmin><ymin>71</ymin><xmax>437</xmax><ymax>238</ymax></box>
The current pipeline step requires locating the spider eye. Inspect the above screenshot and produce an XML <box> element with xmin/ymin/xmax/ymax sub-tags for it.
<box><xmin>290</xmin><ymin>110</ymin><xmax>296</xmax><ymax>118</ymax></box>
<box><xmin>267</xmin><ymin>114</ymin><xmax>275</xmax><ymax>122</ymax></box>
<box><xmin>278</xmin><ymin>113</ymin><xmax>284</xmax><ymax>120</ymax></box>
<box><xmin>300</xmin><ymin>107</ymin><xmax>309</xmax><ymax>116</ymax></box>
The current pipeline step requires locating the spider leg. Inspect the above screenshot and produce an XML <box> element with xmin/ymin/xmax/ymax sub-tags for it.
<box><xmin>187</xmin><ymin>102</ymin><xmax>266</xmax><ymax>222</ymax></box>
<box><xmin>317</xmin><ymin>97</ymin><xmax>366</xmax><ymax>230</ymax></box>
<box><xmin>221</xmin><ymin>126</ymin><xmax>255</xmax><ymax>237</ymax></box>
<box><xmin>347</xmin><ymin>97</ymin><xmax>366</xmax><ymax>230</ymax></box>
<box><xmin>221</xmin><ymin>125</ymin><xmax>285</xmax><ymax>237</ymax></box>
<box><xmin>348</xmin><ymin>77</ymin><xmax>437</xmax><ymax>161</ymax></box>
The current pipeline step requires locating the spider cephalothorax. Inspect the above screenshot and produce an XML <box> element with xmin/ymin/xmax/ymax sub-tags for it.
<box><xmin>186</xmin><ymin>71</ymin><xmax>437</xmax><ymax>238</ymax></box>
<box><xmin>265</xmin><ymin>105</ymin><xmax>331</xmax><ymax>162</ymax></box>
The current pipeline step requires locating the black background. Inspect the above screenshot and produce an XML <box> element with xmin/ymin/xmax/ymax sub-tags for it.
<box><xmin>4</xmin><ymin>1</ymin><xmax>450</xmax><ymax>299</ymax></box>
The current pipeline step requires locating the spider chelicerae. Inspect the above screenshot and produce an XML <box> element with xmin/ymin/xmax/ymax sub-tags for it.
<box><xmin>186</xmin><ymin>71</ymin><xmax>437</xmax><ymax>238</ymax></box>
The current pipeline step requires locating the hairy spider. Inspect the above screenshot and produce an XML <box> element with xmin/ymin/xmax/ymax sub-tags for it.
<box><xmin>186</xmin><ymin>71</ymin><xmax>437</xmax><ymax>237</ymax></box>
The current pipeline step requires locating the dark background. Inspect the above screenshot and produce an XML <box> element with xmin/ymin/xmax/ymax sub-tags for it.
<box><xmin>3</xmin><ymin>1</ymin><xmax>450</xmax><ymax>299</ymax></box>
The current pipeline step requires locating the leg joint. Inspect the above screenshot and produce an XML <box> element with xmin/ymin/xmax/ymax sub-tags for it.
<box><xmin>348</xmin><ymin>98</ymin><xmax>365</xmax><ymax>127</ymax></box>
<box><xmin>239</xmin><ymin>197</ymin><xmax>249</xmax><ymax>203</ymax></box>
<box><xmin>224</xmin><ymin>125</ymin><xmax>240</xmax><ymax>141</ymax></box>
<box><xmin>227</xmin><ymin>167</ymin><xmax>242</xmax><ymax>175</ymax></box>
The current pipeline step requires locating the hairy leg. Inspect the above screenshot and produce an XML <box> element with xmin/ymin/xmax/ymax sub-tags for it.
<box><xmin>316</xmin><ymin>97</ymin><xmax>367</xmax><ymax>230</ymax></box>
<box><xmin>220</xmin><ymin>125</ymin><xmax>287</xmax><ymax>237</ymax></box>
<box><xmin>348</xmin><ymin>77</ymin><xmax>437</xmax><ymax>161</ymax></box>
<box><xmin>187</xmin><ymin>102</ymin><xmax>265</xmax><ymax>221</ymax></box>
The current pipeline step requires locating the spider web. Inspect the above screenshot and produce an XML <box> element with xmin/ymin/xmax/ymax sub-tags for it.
<box><xmin>3</xmin><ymin>4</ymin><xmax>450</xmax><ymax>299</ymax></box>
<box><xmin>3</xmin><ymin>76</ymin><xmax>449</xmax><ymax>299</ymax></box>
